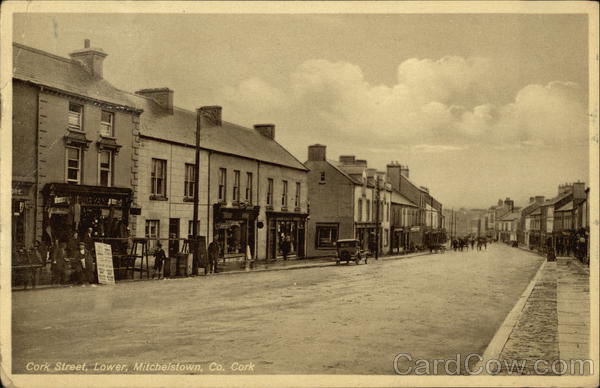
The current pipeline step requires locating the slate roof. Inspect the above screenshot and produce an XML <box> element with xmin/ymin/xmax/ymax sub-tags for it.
<box><xmin>12</xmin><ymin>42</ymin><xmax>307</xmax><ymax>171</ymax></box>
<box><xmin>391</xmin><ymin>189</ymin><xmax>418</xmax><ymax>207</ymax></box>
<box><xmin>500</xmin><ymin>211</ymin><xmax>521</xmax><ymax>221</ymax></box>
<box><xmin>326</xmin><ymin>160</ymin><xmax>363</xmax><ymax>185</ymax></box>
<box><xmin>13</xmin><ymin>43</ymin><xmax>140</xmax><ymax>112</ymax></box>
<box><xmin>556</xmin><ymin>201</ymin><xmax>574</xmax><ymax>212</ymax></box>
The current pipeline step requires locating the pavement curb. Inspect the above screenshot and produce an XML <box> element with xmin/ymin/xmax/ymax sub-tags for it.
<box><xmin>473</xmin><ymin>258</ymin><xmax>548</xmax><ymax>375</ymax></box>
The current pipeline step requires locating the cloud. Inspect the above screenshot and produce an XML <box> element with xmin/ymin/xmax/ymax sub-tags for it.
<box><xmin>215</xmin><ymin>58</ymin><xmax>588</xmax><ymax>151</ymax></box>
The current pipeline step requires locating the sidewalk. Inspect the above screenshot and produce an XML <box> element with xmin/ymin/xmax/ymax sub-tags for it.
<box><xmin>496</xmin><ymin>256</ymin><xmax>591</xmax><ymax>375</ymax></box>
<box><xmin>12</xmin><ymin>250</ymin><xmax>433</xmax><ymax>291</ymax></box>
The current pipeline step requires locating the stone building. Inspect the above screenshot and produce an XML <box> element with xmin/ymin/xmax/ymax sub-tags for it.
<box><xmin>12</xmin><ymin>41</ymin><xmax>142</xmax><ymax>248</ymax></box>
<box><xmin>305</xmin><ymin>145</ymin><xmax>392</xmax><ymax>258</ymax></box>
<box><xmin>131</xmin><ymin>91</ymin><xmax>309</xmax><ymax>261</ymax></box>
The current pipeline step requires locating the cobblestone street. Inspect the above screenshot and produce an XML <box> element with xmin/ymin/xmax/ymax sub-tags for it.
<box><xmin>13</xmin><ymin>244</ymin><xmax>544</xmax><ymax>375</ymax></box>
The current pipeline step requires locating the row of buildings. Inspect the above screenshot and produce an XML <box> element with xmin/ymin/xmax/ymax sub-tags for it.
<box><xmin>473</xmin><ymin>183</ymin><xmax>590</xmax><ymax>261</ymax></box>
<box><xmin>11</xmin><ymin>40</ymin><xmax>445</xmax><ymax>262</ymax></box>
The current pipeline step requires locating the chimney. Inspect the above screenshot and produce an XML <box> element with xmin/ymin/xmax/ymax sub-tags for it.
<box><xmin>135</xmin><ymin>88</ymin><xmax>174</xmax><ymax>114</ymax></box>
<box><xmin>355</xmin><ymin>159</ymin><xmax>367</xmax><ymax>167</ymax></box>
<box><xmin>498</xmin><ymin>199</ymin><xmax>503</xmax><ymax>207</ymax></box>
<box><xmin>308</xmin><ymin>144</ymin><xmax>326</xmax><ymax>161</ymax></box>
<box><xmin>558</xmin><ymin>183</ymin><xmax>573</xmax><ymax>196</ymax></box>
<box><xmin>529</xmin><ymin>197</ymin><xmax>535</xmax><ymax>203</ymax></box>
<box><xmin>535</xmin><ymin>196</ymin><xmax>545</xmax><ymax>204</ymax></box>
<box><xmin>386</xmin><ymin>162</ymin><xmax>401</xmax><ymax>192</ymax></box>
<box><xmin>572</xmin><ymin>181</ymin><xmax>585</xmax><ymax>200</ymax></box>
<box><xmin>254</xmin><ymin>124</ymin><xmax>275</xmax><ymax>140</ymax></box>
<box><xmin>200</xmin><ymin>106</ymin><xmax>223</xmax><ymax>127</ymax></box>
<box><xmin>339</xmin><ymin>155</ymin><xmax>356</xmax><ymax>165</ymax></box>
<box><xmin>400</xmin><ymin>165</ymin><xmax>409</xmax><ymax>178</ymax></box>
<box><xmin>69</xmin><ymin>39</ymin><xmax>107</xmax><ymax>78</ymax></box>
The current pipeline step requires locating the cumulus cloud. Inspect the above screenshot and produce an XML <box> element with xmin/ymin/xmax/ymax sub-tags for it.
<box><xmin>215</xmin><ymin>57</ymin><xmax>588</xmax><ymax>150</ymax></box>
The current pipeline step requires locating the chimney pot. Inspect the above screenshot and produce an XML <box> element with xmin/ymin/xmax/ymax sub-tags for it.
<box><xmin>69</xmin><ymin>41</ymin><xmax>107</xmax><ymax>78</ymax></box>
<box><xmin>84</xmin><ymin>39</ymin><xmax>91</xmax><ymax>48</ymax></box>
<box><xmin>254</xmin><ymin>123</ymin><xmax>275</xmax><ymax>139</ymax></box>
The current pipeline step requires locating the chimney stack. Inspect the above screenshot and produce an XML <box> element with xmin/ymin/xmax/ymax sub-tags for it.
<box><xmin>400</xmin><ymin>165</ymin><xmax>409</xmax><ymax>178</ymax></box>
<box><xmin>69</xmin><ymin>39</ymin><xmax>107</xmax><ymax>78</ymax></box>
<box><xmin>308</xmin><ymin>144</ymin><xmax>326</xmax><ymax>161</ymax></box>
<box><xmin>254</xmin><ymin>124</ymin><xmax>275</xmax><ymax>140</ymax></box>
<box><xmin>355</xmin><ymin>159</ymin><xmax>367</xmax><ymax>167</ymax></box>
<box><xmin>200</xmin><ymin>106</ymin><xmax>223</xmax><ymax>127</ymax></box>
<box><xmin>135</xmin><ymin>88</ymin><xmax>174</xmax><ymax>114</ymax></box>
<box><xmin>535</xmin><ymin>196</ymin><xmax>545</xmax><ymax>204</ymax></box>
<box><xmin>572</xmin><ymin>181</ymin><xmax>586</xmax><ymax>200</ymax></box>
<box><xmin>529</xmin><ymin>197</ymin><xmax>535</xmax><ymax>203</ymax></box>
<box><xmin>339</xmin><ymin>155</ymin><xmax>356</xmax><ymax>165</ymax></box>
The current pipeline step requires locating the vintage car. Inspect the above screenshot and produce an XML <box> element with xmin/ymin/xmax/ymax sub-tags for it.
<box><xmin>335</xmin><ymin>239</ymin><xmax>368</xmax><ymax>265</ymax></box>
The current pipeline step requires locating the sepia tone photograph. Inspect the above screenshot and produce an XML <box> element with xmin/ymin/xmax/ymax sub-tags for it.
<box><xmin>1</xmin><ymin>1</ymin><xmax>598</xmax><ymax>388</ymax></box>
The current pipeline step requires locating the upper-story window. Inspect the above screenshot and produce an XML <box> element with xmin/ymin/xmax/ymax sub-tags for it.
<box><xmin>68</xmin><ymin>103</ymin><xmax>83</xmax><ymax>131</ymax></box>
<box><xmin>319</xmin><ymin>172</ymin><xmax>326</xmax><ymax>183</ymax></box>
<box><xmin>100</xmin><ymin>110</ymin><xmax>114</xmax><ymax>137</ymax></box>
<box><xmin>295</xmin><ymin>182</ymin><xmax>301</xmax><ymax>208</ymax></box>
<box><xmin>66</xmin><ymin>147</ymin><xmax>81</xmax><ymax>184</ymax></box>
<box><xmin>245</xmin><ymin>172</ymin><xmax>253</xmax><ymax>204</ymax></box>
<box><xmin>218</xmin><ymin>168</ymin><xmax>227</xmax><ymax>202</ymax></box>
<box><xmin>151</xmin><ymin>158</ymin><xmax>167</xmax><ymax>196</ymax></box>
<box><xmin>358</xmin><ymin>199</ymin><xmax>363</xmax><ymax>222</ymax></box>
<box><xmin>281</xmin><ymin>180</ymin><xmax>288</xmax><ymax>208</ymax></box>
<box><xmin>184</xmin><ymin>163</ymin><xmax>195</xmax><ymax>198</ymax></box>
<box><xmin>98</xmin><ymin>150</ymin><xmax>112</xmax><ymax>187</ymax></box>
<box><xmin>233</xmin><ymin>170</ymin><xmax>240</xmax><ymax>202</ymax></box>
<box><xmin>266</xmin><ymin>178</ymin><xmax>274</xmax><ymax>206</ymax></box>
<box><xmin>366</xmin><ymin>199</ymin><xmax>371</xmax><ymax>221</ymax></box>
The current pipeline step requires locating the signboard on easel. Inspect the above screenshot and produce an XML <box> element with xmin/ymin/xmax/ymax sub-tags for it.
<box><xmin>95</xmin><ymin>242</ymin><xmax>116</xmax><ymax>285</ymax></box>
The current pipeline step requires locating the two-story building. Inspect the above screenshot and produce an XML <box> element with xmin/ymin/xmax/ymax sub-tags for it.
<box><xmin>305</xmin><ymin>145</ymin><xmax>391</xmax><ymax>258</ymax></box>
<box><xmin>389</xmin><ymin>189</ymin><xmax>419</xmax><ymax>253</ymax></box>
<box><xmin>539</xmin><ymin>182</ymin><xmax>586</xmax><ymax>252</ymax></box>
<box><xmin>132</xmin><ymin>91</ymin><xmax>308</xmax><ymax>261</ymax></box>
<box><xmin>12</xmin><ymin>41</ymin><xmax>142</xmax><ymax>247</ymax></box>
<box><xmin>519</xmin><ymin>196</ymin><xmax>545</xmax><ymax>248</ymax></box>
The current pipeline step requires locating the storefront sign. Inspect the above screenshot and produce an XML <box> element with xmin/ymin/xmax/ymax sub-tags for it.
<box><xmin>54</xmin><ymin>196</ymin><xmax>68</xmax><ymax>204</ymax></box>
<box><xmin>94</xmin><ymin>242</ymin><xmax>116</xmax><ymax>285</ymax></box>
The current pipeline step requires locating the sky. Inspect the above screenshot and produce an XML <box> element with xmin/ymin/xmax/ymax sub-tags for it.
<box><xmin>12</xmin><ymin>12</ymin><xmax>591</xmax><ymax>209</ymax></box>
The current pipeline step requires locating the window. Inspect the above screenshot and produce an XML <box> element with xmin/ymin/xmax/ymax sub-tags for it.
<box><xmin>316</xmin><ymin>224</ymin><xmax>338</xmax><ymax>248</ymax></box>
<box><xmin>319</xmin><ymin>172</ymin><xmax>326</xmax><ymax>183</ymax></box>
<box><xmin>188</xmin><ymin>220</ymin><xmax>200</xmax><ymax>237</ymax></box>
<box><xmin>184</xmin><ymin>164</ymin><xmax>196</xmax><ymax>198</ymax></box>
<box><xmin>98</xmin><ymin>150</ymin><xmax>112</xmax><ymax>187</ymax></box>
<box><xmin>66</xmin><ymin>147</ymin><xmax>81</xmax><ymax>184</ymax></box>
<box><xmin>68</xmin><ymin>103</ymin><xmax>83</xmax><ymax>131</ymax></box>
<box><xmin>145</xmin><ymin>220</ymin><xmax>160</xmax><ymax>249</ymax></box>
<box><xmin>233</xmin><ymin>170</ymin><xmax>240</xmax><ymax>202</ymax></box>
<box><xmin>267</xmin><ymin>178</ymin><xmax>274</xmax><ymax>206</ymax></box>
<box><xmin>100</xmin><ymin>110</ymin><xmax>114</xmax><ymax>137</ymax></box>
<box><xmin>358</xmin><ymin>199</ymin><xmax>363</xmax><ymax>222</ymax></box>
<box><xmin>218</xmin><ymin>168</ymin><xmax>227</xmax><ymax>202</ymax></box>
<box><xmin>151</xmin><ymin>158</ymin><xmax>167</xmax><ymax>196</ymax></box>
<box><xmin>281</xmin><ymin>180</ymin><xmax>288</xmax><ymax>207</ymax></box>
<box><xmin>366</xmin><ymin>199</ymin><xmax>371</xmax><ymax>221</ymax></box>
<box><xmin>295</xmin><ymin>182</ymin><xmax>301</xmax><ymax>208</ymax></box>
<box><xmin>245</xmin><ymin>172</ymin><xmax>253</xmax><ymax>203</ymax></box>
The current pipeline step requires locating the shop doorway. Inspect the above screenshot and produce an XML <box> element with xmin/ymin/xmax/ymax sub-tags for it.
<box><xmin>169</xmin><ymin>218</ymin><xmax>180</xmax><ymax>256</ymax></box>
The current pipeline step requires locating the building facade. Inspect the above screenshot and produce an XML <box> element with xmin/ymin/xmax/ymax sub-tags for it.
<box><xmin>12</xmin><ymin>41</ymin><xmax>142</xmax><ymax>248</ymax></box>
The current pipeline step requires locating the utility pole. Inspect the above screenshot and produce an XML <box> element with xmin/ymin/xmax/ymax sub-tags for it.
<box><xmin>375</xmin><ymin>175</ymin><xmax>380</xmax><ymax>260</ymax></box>
<box><xmin>191</xmin><ymin>107</ymin><xmax>202</xmax><ymax>276</ymax></box>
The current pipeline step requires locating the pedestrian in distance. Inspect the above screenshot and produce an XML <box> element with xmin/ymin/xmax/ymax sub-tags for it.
<box><xmin>281</xmin><ymin>235</ymin><xmax>291</xmax><ymax>261</ymax></box>
<box><xmin>73</xmin><ymin>242</ymin><xmax>92</xmax><ymax>286</ymax></box>
<box><xmin>152</xmin><ymin>242</ymin><xmax>166</xmax><ymax>279</ymax></box>
<box><xmin>207</xmin><ymin>240</ymin><xmax>220</xmax><ymax>275</ymax></box>
<box><xmin>50</xmin><ymin>239</ymin><xmax>67</xmax><ymax>285</ymax></box>
<box><xmin>470</xmin><ymin>238</ymin><xmax>475</xmax><ymax>250</ymax></box>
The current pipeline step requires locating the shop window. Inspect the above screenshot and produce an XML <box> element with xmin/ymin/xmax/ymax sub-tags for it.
<box><xmin>151</xmin><ymin>159</ymin><xmax>167</xmax><ymax>197</ymax></box>
<box><xmin>184</xmin><ymin>163</ymin><xmax>196</xmax><ymax>198</ymax></box>
<box><xmin>98</xmin><ymin>150</ymin><xmax>112</xmax><ymax>187</ymax></box>
<box><xmin>245</xmin><ymin>172</ymin><xmax>253</xmax><ymax>204</ymax></box>
<box><xmin>233</xmin><ymin>170</ymin><xmax>240</xmax><ymax>203</ymax></box>
<box><xmin>316</xmin><ymin>224</ymin><xmax>338</xmax><ymax>248</ymax></box>
<box><xmin>145</xmin><ymin>219</ymin><xmax>160</xmax><ymax>249</ymax></box>
<box><xmin>281</xmin><ymin>180</ymin><xmax>288</xmax><ymax>208</ymax></box>
<box><xmin>218</xmin><ymin>168</ymin><xmax>227</xmax><ymax>202</ymax></box>
<box><xmin>358</xmin><ymin>199</ymin><xmax>363</xmax><ymax>222</ymax></box>
<box><xmin>267</xmin><ymin>178</ymin><xmax>273</xmax><ymax>207</ymax></box>
<box><xmin>68</xmin><ymin>102</ymin><xmax>83</xmax><ymax>131</ymax></box>
<box><xmin>295</xmin><ymin>182</ymin><xmax>301</xmax><ymax>208</ymax></box>
<box><xmin>66</xmin><ymin>146</ymin><xmax>82</xmax><ymax>184</ymax></box>
<box><xmin>100</xmin><ymin>110</ymin><xmax>114</xmax><ymax>137</ymax></box>
<box><xmin>217</xmin><ymin>222</ymin><xmax>245</xmax><ymax>256</ymax></box>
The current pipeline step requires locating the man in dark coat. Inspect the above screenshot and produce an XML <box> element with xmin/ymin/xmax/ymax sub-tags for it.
<box><xmin>74</xmin><ymin>242</ymin><xmax>94</xmax><ymax>285</ymax></box>
<box><xmin>281</xmin><ymin>236</ymin><xmax>291</xmax><ymax>261</ymax></box>
<box><xmin>207</xmin><ymin>240</ymin><xmax>220</xmax><ymax>275</ymax></box>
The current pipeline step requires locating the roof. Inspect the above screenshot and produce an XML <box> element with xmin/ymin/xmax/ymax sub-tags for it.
<box><xmin>556</xmin><ymin>201</ymin><xmax>574</xmax><ymax>212</ymax></box>
<box><xmin>530</xmin><ymin>207</ymin><xmax>542</xmax><ymax>216</ymax></box>
<box><xmin>13</xmin><ymin>42</ymin><xmax>306</xmax><ymax>171</ymax></box>
<box><xmin>500</xmin><ymin>211</ymin><xmax>521</xmax><ymax>221</ymax></box>
<box><xmin>131</xmin><ymin>94</ymin><xmax>307</xmax><ymax>171</ymax></box>
<box><xmin>13</xmin><ymin>43</ymin><xmax>140</xmax><ymax>112</ymax></box>
<box><xmin>391</xmin><ymin>189</ymin><xmax>418</xmax><ymax>207</ymax></box>
<box><xmin>543</xmin><ymin>192</ymin><xmax>571</xmax><ymax>206</ymax></box>
<box><xmin>326</xmin><ymin>160</ymin><xmax>364</xmax><ymax>185</ymax></box>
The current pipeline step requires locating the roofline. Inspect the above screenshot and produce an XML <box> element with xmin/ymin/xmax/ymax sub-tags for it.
<box><xmin>13</xmin><ymin>42</ymin><xmax>77</xmax><ymax>65</ymax></box>
<box><xmin>13</xmin><ymin>78</ymin><xmax>144</xmax><ymax>114</ymax></box>
<box><xmin>139</xmin><ymin>133</ymin><xmax>308</xmax><ymax>172</ymax></box>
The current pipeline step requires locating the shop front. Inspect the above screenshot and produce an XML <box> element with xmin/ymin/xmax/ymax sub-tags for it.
<box><xmin>12</xmin><ymin>180</ymin><xmax>35</xmax><ymax>248</ymax></box>
<box><xmin>42</xmin><ymin>183</ymin><xmax>132</xmax><ymax>244</ymax></box>
<box><xmin>409</xmin><ymin>226</ymin><xmax>423</xmax><ymax>250</ymax></box>
<box><xmin>392</xmin><ymin>227</ymin><xmax>409</xmax><ymax>254</ymax></box>
<box><xmin>213</xmin><ymin>204</ymin><xmax>259</xmax><ymax>260</ymax></box>
<box><xmin>266</xmin><ymin>211</ymin><xmax>307</xmax><ymax>260</ymax></box>
<box><xmin>355</xmin><ymin>222</ymin><xmax>378</xmax><ymax>253</ymax></box>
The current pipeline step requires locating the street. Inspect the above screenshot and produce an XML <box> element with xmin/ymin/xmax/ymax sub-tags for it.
<box><xmin>12</xmin><ymin>244</ymin><xmax>544</xmax><ymax>375</ymax></box>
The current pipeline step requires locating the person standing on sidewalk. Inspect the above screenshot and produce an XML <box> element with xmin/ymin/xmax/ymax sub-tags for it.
<box><xmin>74</xmin><ymin>242</ymin><xmax>95</xmax><ymax>286</ymax></box>
<box><xmin>207</xmin><ymin>240</ymin><xmax>220</xmax><ymax>275</ymax></box>
<box><xmin>152</xmin><ymin>242</ymin><xmax>166</xmax><ymax>279</ymax></box>
<box><xmin>281</xmin><ymin>236</ymin><xmax>291</xmax><ymax>261</ymax></box>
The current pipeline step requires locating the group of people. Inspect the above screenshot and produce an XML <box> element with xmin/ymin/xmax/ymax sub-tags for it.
<box><xmin>151</xmin><ymin>238</ymin><xmax>221</xmax><ymax>279</ymax></box>
<box><xmin>451</xmin><ymin>236</ymin><xmax>489</xmax><ymax>252</ymax></box>
<box><xmin>48</xmin><ymin>227</ymin><xmax>97</xmax><ymax>286</ymax></box>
